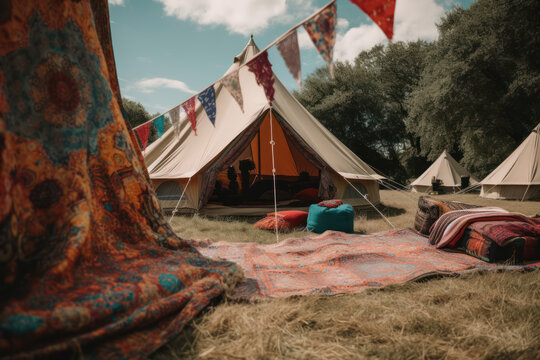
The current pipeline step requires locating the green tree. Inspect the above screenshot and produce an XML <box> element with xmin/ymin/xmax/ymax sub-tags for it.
<box><xmin>295</xmin><ymin>41</ymin><xmax>431</xmax><ymax>182</ymax></box>
<box><xmin>406</xmin><ymin>0</ymin><xmax>540</xmax><ymax>178</ymax></box>
<box><xmin>122</xmin><ymin>97</ymin><xmax>152</xmax><ymax>129</ymax></box>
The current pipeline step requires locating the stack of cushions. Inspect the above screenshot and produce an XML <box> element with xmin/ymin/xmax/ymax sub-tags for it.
<box><xmin>460</xmin><ymin>221</ymin><xmax>540</xmax><ymax>263</ymax></box>
<box><xmin>253</xmin><ymin>210</ymin><xmax>309</xmax><ymax>232</ymax></box>
<box><xmin>307</xmin><ymin>203</ymin><xmax>354</xmax><ymax>234</ymax></box>
<box><xmin>414</xmin><ymin>196</ymin><xmax>479</xmax><ymax>235</ymax></box>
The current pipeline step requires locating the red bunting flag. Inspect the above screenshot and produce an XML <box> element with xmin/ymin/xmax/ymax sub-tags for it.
<box><xmin>247</xmin><ymin>51</ymin><xmax>275</xmax><ymax>106</ymax></box>
<box><xmin>134</xmin><ymin>122</ymin><xmax>150</xmax><ymax>151</ymax></box>
<box><xmin>182</xmin><ymin>96</ymin><xmax>197</xmax><ymax>136</ymax></box>
<box><xmin>349</xmin><ymin>0</ymin><xmax>396</xmax><ymax>40</ymax></box>
<box><xmin>276</xmin><ymin>30</ymin><xmax>302</xmax><ymax>90</ymax></box>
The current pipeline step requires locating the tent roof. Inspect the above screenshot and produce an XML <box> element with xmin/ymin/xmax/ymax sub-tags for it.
<box><xmin>144</xmin><ymin>38</ymin><xmax>382</xmax><ymax>182</ymax></box>
<box><xmin>481</xmin><ymin>123</ymin><xmax>540</xmax><ymax>185</ymax></box>
<box><xmin>410</xmin><ymin>150</ymin><xmax>478</xmax><ymax>188</ymax></box>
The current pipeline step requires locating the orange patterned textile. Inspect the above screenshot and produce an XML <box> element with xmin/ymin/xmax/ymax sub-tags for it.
<box><xmin>0</xmin><ymin>0</ymin><xmax>239</xmax><ymax>358</ymax></box>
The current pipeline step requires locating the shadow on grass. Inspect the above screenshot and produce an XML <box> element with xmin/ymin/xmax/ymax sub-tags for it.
<box><xmin>356</xmin><ymin>203</ymin><xmax>407</xmax><ymax>220</ymax></box>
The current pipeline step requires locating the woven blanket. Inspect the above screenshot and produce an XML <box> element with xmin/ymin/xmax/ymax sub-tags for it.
<box><xmin>0</xmin><ymin>1</ymin><xmax>239</xmax><ymax>359</ymax></box>
<box><xmin>414</xmin><ymin>196</ymin><xmax>479</xmax><ymax>235</ymax></box>
<box><xmin>429</xmin><ymin>208</ymin><xmax>539</xmax><ymax>248</ymax></box>
<box><xmin>192</xmin><ymin>228</ymin><xmax>535</xmax><ymax>300</ymax></box>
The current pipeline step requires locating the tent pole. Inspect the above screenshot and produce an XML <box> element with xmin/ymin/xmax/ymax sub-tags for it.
<box><xmin>269</xmin><ymin>108</ymin><xmax>279</xmax><ymax>242</ymax></box>
<box><xmin>258</xmin><ymin>128</ymin><xmax>261</xmax><ymax>178</ymax></box>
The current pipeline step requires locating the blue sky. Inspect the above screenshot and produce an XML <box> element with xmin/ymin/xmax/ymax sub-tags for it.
<box><xmin>108</xmin><ymin>0</ymin><xmax>474</xmax><ymax>115</ymax></box>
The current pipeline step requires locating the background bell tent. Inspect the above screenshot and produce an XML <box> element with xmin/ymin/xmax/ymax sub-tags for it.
<box><xmin>144</xmin><ymin>38</ymin><xmax>383</xmax><ymax>215</ymax></box>
<box><xmin>480</xmin><ymin>123</ymin><xmax>540</xmax><ymax>200</ymax></box>
<box><xmin>410</xmin><ymin>150</ymin><xmax>478</xmax><ymax>193</ymax></box>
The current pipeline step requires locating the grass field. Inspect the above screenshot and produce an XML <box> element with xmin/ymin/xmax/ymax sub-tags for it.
<box><xmin>153</xmin><ymin>191</ymin><xmax>540</xmax><ymax>359</ymax></box>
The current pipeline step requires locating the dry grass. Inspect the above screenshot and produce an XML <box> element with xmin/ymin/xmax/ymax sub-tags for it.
<box><xmin>154</xmin><ymin>191</ymin><xmax>540</xmax><ymax>359</ymax></box>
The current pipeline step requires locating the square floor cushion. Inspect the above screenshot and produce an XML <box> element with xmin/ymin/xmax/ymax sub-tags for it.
<box><xmin>254</xmin><ymin>210</ymin><xmax>309</xmax><ymax>232</ymax></box>
<box><xmin>307</xmin><ymin>204</ymin><xmax>354</xmax><ymax>234</ymax></box>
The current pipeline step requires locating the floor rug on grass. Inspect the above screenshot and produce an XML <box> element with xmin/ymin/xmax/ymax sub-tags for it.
<box><xmin>193</xmin><ymin>228</ymin><xmax>538</xmax><ymax>300</ymax></box>
<box><xmin>0</xmin><ymin>1</ymin><xmax>239</xmax><ymax>359</ymax></box>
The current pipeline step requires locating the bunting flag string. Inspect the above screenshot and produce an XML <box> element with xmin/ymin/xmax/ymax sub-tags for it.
<box><xmin>197</xmin><ymin>85</ymin><xmax>217</xmax><ymax>126</ymax></box>
<box><xmin>349</xmin><ymin>0</ymin><xmax>396</xmax><ymax>40</ymax></box>
<box><xmin>303</xmin><ymin>2</ymin><xmax>337</xmax><ymax>78</ymax></box>
<box><xmin>247</xmin><ymin>51</ymin><xmax>275</xmax><ymax>106</ymax></box>
<box><xmin>276</xmin><ymin>30</ymin><xmax>302</xmax><ymax>90</ymax></box>
<box><xmin>169</xmin><ymin>106</ymin><xmax>181</xmax><ymax>137</ymax></box>
<box><xmin>220</xmin><ymin>70</ymin><xmax>245</xmax><ymax>113</ymax></box>
<box><xmin>134</xmin><ymin>122</ymin><xmax>150</xmax><ymax>151</ymax></box>
<box><xmin>154</xmin><ymin>115</ymin><xmax>164</xmax><ymax>137</ymax></box>
<box><xmin>182</xmin><ymin>96</ymin><xmax>197</xmax><ymax>135</ymax></box>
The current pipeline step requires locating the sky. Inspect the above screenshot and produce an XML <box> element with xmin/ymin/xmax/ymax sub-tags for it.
<box><xmin>108</xmin><ymin>0</ymin><xmax>475</xmax><ymax>115</ymax></box>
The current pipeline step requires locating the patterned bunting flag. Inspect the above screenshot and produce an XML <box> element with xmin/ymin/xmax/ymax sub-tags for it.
<box><xmin>197</xmin><ymin>85</ymin><xmax>217</xmax><ymax>126</ymax></box>
<box><xmin>220</xmin><ymin>69</ymin><xmax>244</xmax><ymax>113</ymax></box>
<box><xmin>349</xmin><ymin>0</ymin><xmax>396</xmax><ymax>40</ymax></box>
<box><xmin>154</xmin><ymin>115</ymin><xmax>164</xmax><ymax>137</ymax></box>
<box><xmin>182</xmin><ymin>96</ymin><xmax>197</xmax><ymax>135</ymax></box>
<box><xmin>169</xmin><ymin>106</ymin><xmax>181</xmax><ymax>137</ymax></box>
<box><xmin>134</xmin><ymin>122</ymin><xmax>150</xmax><ymax>150</ymax></box>
<box><xmin>247</xmin><ymin>51</ymin><xmax>275</xmax><ymax>106</ymax></box>
<box><xmin>303</xmin><ymin>2</ymin><xmax>337</xmax><ymax>77</ymax></box>
<box><xmin>276</xmin><ymin>30</ymin><xmax>302</xmax><ymax>90</ymax></box>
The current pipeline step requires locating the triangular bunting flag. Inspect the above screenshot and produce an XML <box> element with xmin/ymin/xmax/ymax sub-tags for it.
<box><xmin>247</xmin><ymin>51</ymin><xmax>275</xmax><ymax>106</ymax></box>
<box><xmin>154</xmin><ymin>115</ymin><xmax>164</xmax><ymax>138</ymax></box>
<box><xmin>197</xmin><ymin>86</ymin><xmax>217</xmax><ymax>126</ymax></box>
<box><xmin>169</xmin><ymin>106</ymin><xmax>181</xmax><ymax>137</ymax></box>
<box><xmin>182</xmin><ymin>96</ymin><xmax>197</xmax><ymax>136</ymax></box>
<box><xmin>134</xmin><ymin>122</ymin><xmax>150</xmax><ymax>151</ymax></box>
<box><xmin>349</xmin><ymin>0</ymin><xmax>396</xmax><ymax>40</ymax></box>
<box><xmin>303</xmin><ymin>2</ymin><xmax>337</xmax><ymax>77</ymax></box>
<box><xmin>277</xmin><ymin>30</ymin><xmax>302</xmax><ymax>90</ymax></box>
<box><xmin>220</xmin><ymin>70</ymin><xmax>244</xmax><ymax>113</ymax></box>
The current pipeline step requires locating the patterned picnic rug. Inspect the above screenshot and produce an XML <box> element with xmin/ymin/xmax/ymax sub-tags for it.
<box><xmin>0</xmin><ymin>1</ymin><xmax>239</xmax><ymax>359</ymax></box>
<box><xmin>194</xmin><ymin>228</ymin><xmax>535</xmax><ymax>300</ymax></box>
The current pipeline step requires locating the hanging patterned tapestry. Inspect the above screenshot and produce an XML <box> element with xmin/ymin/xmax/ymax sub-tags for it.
<box><xmin>220</xmin><ymin>69</ymin><xmax>244</xmax><ymax>112</ymax></box>
<box><xmin>197</xmin><ymin>85</ymin><xmax>217</xmax><ymax>126</ymax></box>
<box><xmin>303</xmin><ymin>2</ymin><xmax>337</xmax><ymax>77</ymax></box>
<box><xmin>0</xmin><ymin>0</ymin><xmax>240</xmax><ymax>358</ymax></box>
<box><xmin>349</xmin><ymin>0</ymin><xmax>396</xmax><ymax>40</ymax></box>
<box><xmin>247</xmin><ymin>51</ymin><xmax>275</xmax><ymax>106</ymax></box>
<box><xmin>276</xmin><ymin>30</ymin><xmax>302</xmax><ymax>90</ymax></box>
<box><xmin>182</xmin><ymin>96</ymin><xmax>197</xmax><ymax>135</ymax></box>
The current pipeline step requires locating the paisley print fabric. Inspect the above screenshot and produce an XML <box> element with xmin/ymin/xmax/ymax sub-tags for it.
<box><xmin>182</xmin><ymin>96</ymin><xmax>197</xmax><ymax>135</ymax></box>
<box><xmin>303</xmin><ymin>2</ymin><xmax>337</xmax><ymax>76</ymax></box>
<box><xmin>276</xmin><ymin>30</ymin><xmax>302</xmax><ymax>90</ymax></box>
<box><xmin>220</xmin><ymin>69</ymin><xmax>244</xmax><ymax>113</ymax></box>
<box><xmin>247</xmin><ymin>51</ymin><xmax>275</xmax><ymax>106</ymax></box>
<box><xmin>349</xmin><ymin>0</ymin><xmax>396</xmax><ymax>40</ymax></box>
<box><xmin>197</xmin><ymin>85</ymin><xmax>217</xmax><ymax>126</ymax></box>
<box><xmin>0</xmin><ymin>0</ymin><xmax>239</xmax><ymax>358</ymax></box>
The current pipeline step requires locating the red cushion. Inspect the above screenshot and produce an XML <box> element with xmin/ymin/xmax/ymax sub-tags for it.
<box><xmin>267</xmin><ymin>210</ymin><xmax>308</xmax><ymax>227</ymax></box>
<box><xmin>318</xmin><ymin>199</ymin><xmax>343</xmax><ymax>208</ymax></box>
<box><xmin>294</xmin><ymin>188</ymin><xmax>319</xmax><ymax>202</ymax></box>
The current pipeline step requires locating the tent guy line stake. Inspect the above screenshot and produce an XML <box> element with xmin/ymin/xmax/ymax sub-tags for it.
<box><xmin>168</xmin><ymin>176</ymin><xmax>192</xmax><ymax>225</ymax></box>
<box><xmin>342</xmin><ymin>176</ymin><xmax>396</xmax><ymax>230</ymax></box>
<box><xmin>269</xmin><ymin>108</ymin><xmax>279</xmax><ymax>242</ymax></box>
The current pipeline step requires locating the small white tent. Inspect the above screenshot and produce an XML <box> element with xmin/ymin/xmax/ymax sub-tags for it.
<box><xmin>410</xmin><ymin>150</ymin><xmax>478</xmax><ymax>193</ymax></box>
<box><xmin>144</xmin><ymin>37</ymin><xmax>383</xmax><ymax>215</ymax></box>
<box><xmin>480</xmin><ymin>123</ymin><xmax>540</xmax><ymax>200</ymax></box>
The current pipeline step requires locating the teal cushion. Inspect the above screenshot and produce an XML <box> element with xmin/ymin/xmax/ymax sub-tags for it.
<box><xmin>307</xmin><ymin>204</ymin><xmax>354</xmax><ymax>234</ymax></box>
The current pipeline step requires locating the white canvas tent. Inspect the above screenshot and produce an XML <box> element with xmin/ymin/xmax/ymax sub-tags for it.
<box><xmin>144</xmin><ymin>37</ymin><xmax>383</xmax><ymax>215</ymax></box>
<box><xmin>410</xmin><ymin>150</ymin><xmax>478</xmax><ymax>193</ymax></box>
<box><xmin>480</xmin><ymin>123</ymin><xmax>540</xmax><ymax>200</ymax></box>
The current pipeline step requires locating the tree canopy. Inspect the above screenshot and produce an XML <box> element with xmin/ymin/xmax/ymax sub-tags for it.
<box><xmin>295</xmin><ymin>0</ymin><xmax>540</xmax><ymax>182</ymax></box>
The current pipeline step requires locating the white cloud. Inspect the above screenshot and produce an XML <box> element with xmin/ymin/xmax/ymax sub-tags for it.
<box><xmin>155</xmin><ymin>0</ymin><xmax>320</xmax><ymax>35</ymax></box>
<box><xmin>133</xmin><ymin>78</ymin><xmax>197</xmax><ymax>94</ymax></box>
<box><xmin>337</xmin><ymin>18</ymin><xmax>350</xmax><ymax>31</ymax></box>
<box><xmin>334</xmin><ymin>0</ymin><xmax>445</xmax><ymax>62</ymax></box>
<box><xmin>298</xmin><ymin>27</ymin><xmax>313</xmax><ymax>49</ymax></box>
<box><xmin>109</xmin><ymin>0</ymin><xmax>125</xmax><ymax>6</ymax></box>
